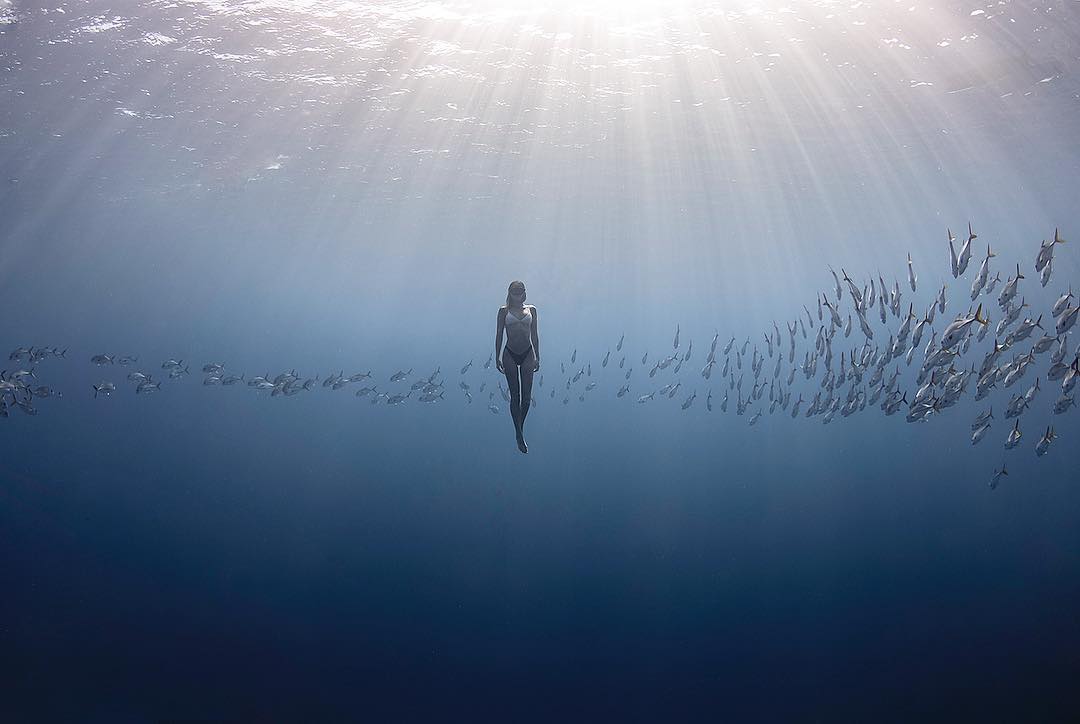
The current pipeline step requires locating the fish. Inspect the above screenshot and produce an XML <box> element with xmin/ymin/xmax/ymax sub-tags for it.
<box><xmin>617</xmin><ymin>333</ymin><xmax>624</xmax><ymax>351</ymax></box>
<box><xmin>998</xmin><ymin>264</ymin><xmax>1023</xmax><ymax>310</ymax></box>
<box><xmin>989</xmin><ymin>465</ymin><xmax>1007</xmax><ymax>490</ymax></box>
<box><xmin>389</xmin><ymin>368</ymin><xmax>412</xmax><ymax>382</ymax></box>
<box><xmin>841</xmin><ymin>269</ymin><xmax>863</xmax><ymax>308</ymax></box>
<box><xmin>948</xmin><ymin>227</ymin><xmax>959</xmax><ymax>278</ymax></box>
<box><xmin>971</xmin><ymin>422</ymin><xmax>991</xmax><ymax>445</ymax></box>
<box><xmin>940</xmin><ymin>304</ymin><xmax>988</xmax><ymax>350</ymax></box>
<box><xmin>93</xmin><ymin>382</ymin><xmax>116</xmax><ymax>398</ymax></box>
<box><xmin>972</xmin><ymin>407</ymin><xmax>993</xmax><ymax>431</ymax></box>
<box><xmin>1034</xmin><ymin>227</ymin><xmax>1065</xmax><ymax>272</ymax></box>
<box><xmin>956</xmin><ymin>221</ymin><xmax>976</xmax><ymax>276</ymax></box>
<box><xmin>1034</xmin><ymin>427</ymin><xmax>1057</xmax><ymax>457</ymax></box>
<box><xmin>1053</xmin><ymin>394</ymin><xmax>1075</xmax><ymax>414</ymax></box>
<box><xmin>1005</xmin><ymin>419</ymin><xmax>1022</xmax><ymax>450</ymax></box>
<box><xmin>907</xmin><ymin>253</ymin><xmax>917</xmax><ymax>292</ymax></box>
<box><xmin>1006</xmin><ymin>315</ymin><xmax>1043</xmax><ymax>346</ymax></box>
<box><xmin>136</xmin><ymin>380</ymin><xmax>162</xmax><ymax>394</ymax></box>
<box><xmin>460</xmin><ymin>360</ymin><xmax>473</xmax><ymax>374</ymax></box>
<box><xmin>1052</xmin><ymin>288</ymin><xmax>1074</xmax><ymax>318</ymax></box>
<box><xmin>91</xmin><ymin>354</ymin><xmax>114</xmax><ymax>365</ymax></box>
<box><xmin>1056</xmin><ymin>306</ymin><xmax>1079</xmax><ymax>336</ymax></box>
<box><xmin>970</xmin><ymin>245</ymin><xmax>995</xmax><ymax>300</ymax></box>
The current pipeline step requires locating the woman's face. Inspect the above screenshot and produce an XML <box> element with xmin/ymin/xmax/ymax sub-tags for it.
<box><xmin>509</xmin><ymin>285</ymin><xmax>526</xmax><ymax>302</ymax></box>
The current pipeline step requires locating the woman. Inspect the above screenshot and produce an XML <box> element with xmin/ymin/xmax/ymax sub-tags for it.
<box><xmin>495</xmin><ymin>280</ymin><xmax>540</xmax><ymax>453</ymax></box>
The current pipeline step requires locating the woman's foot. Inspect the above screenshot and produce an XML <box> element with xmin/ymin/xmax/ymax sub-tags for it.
<box><xmin>516</xmin><ymin>431</ymin><xmax>528</xmax><ymax>453</ymax></box>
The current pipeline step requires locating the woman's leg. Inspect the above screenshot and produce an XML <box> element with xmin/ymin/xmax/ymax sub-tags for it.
<box><xmin>519</xmin><ymin>348</ymin><xmax>536</xmax><ymax>427</ymax></box>
<box><xmin>502</xmin><ymin>348</ymin><xmax>523</xmax><ymax>441</ymax></box>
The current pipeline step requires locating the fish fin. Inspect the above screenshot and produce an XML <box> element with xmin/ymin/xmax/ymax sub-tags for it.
<box><xmin>974</xmin><ymin>304</ymin><xmax>988</xmax><ymax>326</ymax></box>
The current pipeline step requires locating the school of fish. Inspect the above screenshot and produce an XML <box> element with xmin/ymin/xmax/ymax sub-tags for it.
<box><xmin>3</xmin><ymin>224</ymin><xmax>1076</xmax><ymax>491</ymax></box>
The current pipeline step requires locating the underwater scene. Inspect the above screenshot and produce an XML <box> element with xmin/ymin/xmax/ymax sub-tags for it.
<box><xmin>2</xmin><ymin>0</ymin><xmax>1079</xmax><ymax>720</ymax></box>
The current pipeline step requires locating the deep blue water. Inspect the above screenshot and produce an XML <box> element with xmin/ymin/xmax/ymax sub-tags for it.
<box><xmin>3</xmin><ymin>1</ymin><xmax>1080</xmax><ymax>721</ymax></box>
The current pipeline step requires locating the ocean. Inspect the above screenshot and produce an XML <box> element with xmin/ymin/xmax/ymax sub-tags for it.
<box><xmin>2</xmin><ymin>1</ymin><xmax>1079</xmax><ymax>720</ymax></box>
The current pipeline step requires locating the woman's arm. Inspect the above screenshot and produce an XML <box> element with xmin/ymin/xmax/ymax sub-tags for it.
<box><xmin>530</xmin><ymin>306</ymin><xmax>540</xmax><ymax>371</ymax></box>
<box><xmin>495</xmin><ymin>307</ymin><xmax>505</xmax><ymax>371</ymax></box>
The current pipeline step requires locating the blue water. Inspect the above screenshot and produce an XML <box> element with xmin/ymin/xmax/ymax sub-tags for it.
<box><xmin>3</xmin><ymin>1</ymin><xmax>1080</xmax><ymax>720</ymax></box>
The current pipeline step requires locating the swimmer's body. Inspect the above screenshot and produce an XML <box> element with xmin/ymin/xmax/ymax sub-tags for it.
<box><xmin>495</xmin><ymin>280</ymin><xmax>539</xmax><ymax>453</ymax></box>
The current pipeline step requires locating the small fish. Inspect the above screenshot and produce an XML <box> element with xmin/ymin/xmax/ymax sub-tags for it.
<box><xmin>93</xmin><ymin>381</ymin><xmax>116</xmax><ymax>398</ymax></box>
<box><xmin>91</xmin><ymin>354</ymin><xmax>115</xmax><ymax>365</ymax></box>
<box><xmin>972</xmin><ymin>407</ymin><xmax>993</xmax><ymax>431</ymax></box>
<box><xmin>1034</xmin><ymin>426</ymin><xmax>1057</xmax><ymax>457</ymax></box>
<box><xmin>1005</xmin><ymin>419</ymin><xmax>1022</xmax><ymax>450</ymax></box>
<box><xmin>989</xmin><ymin>465</ymin><xmax>1007</xmax><ymax>490</ymax></box>
<box><xmin>1052</xmin><ymin>287</ymin><xmax>1074</xmax><ymax>318</ymax></box>
<box><xmin>1056</xmin><ymin>306</ymin><xmax>1079</xmax><ymax>336</ymax></box>
<box><xmin>956</xmin><ymin>221</ymin><xmax>975</xmax><ymax>276</ymax></box>
<box><xmin>947</xmin><ymin>227</ymin><xmax>959</xmax><ymax>279</ymax></box>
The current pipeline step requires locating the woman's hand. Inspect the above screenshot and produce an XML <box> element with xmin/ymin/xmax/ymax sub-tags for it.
<box><xmin>533</xmin><ymin>357</ymin><xmax>540</xmax><ymax>373</ymax></box>
<box><xmin>496</xmin><ymin>357</ymin><xmax>504</xmax><ymax>374</ymax></box>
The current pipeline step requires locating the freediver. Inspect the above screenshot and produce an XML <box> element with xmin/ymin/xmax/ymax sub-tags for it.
<box><xmin>495</xmin><ymin>280</ymin><xmax>539</xmax><ymax>453</ymax></box>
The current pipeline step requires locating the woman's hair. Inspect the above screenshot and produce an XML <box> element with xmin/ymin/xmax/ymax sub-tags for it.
<box><xmin>506</xmin><ymin>280</ymin><xmax>526</xmax><ymax>308</ymax></box>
